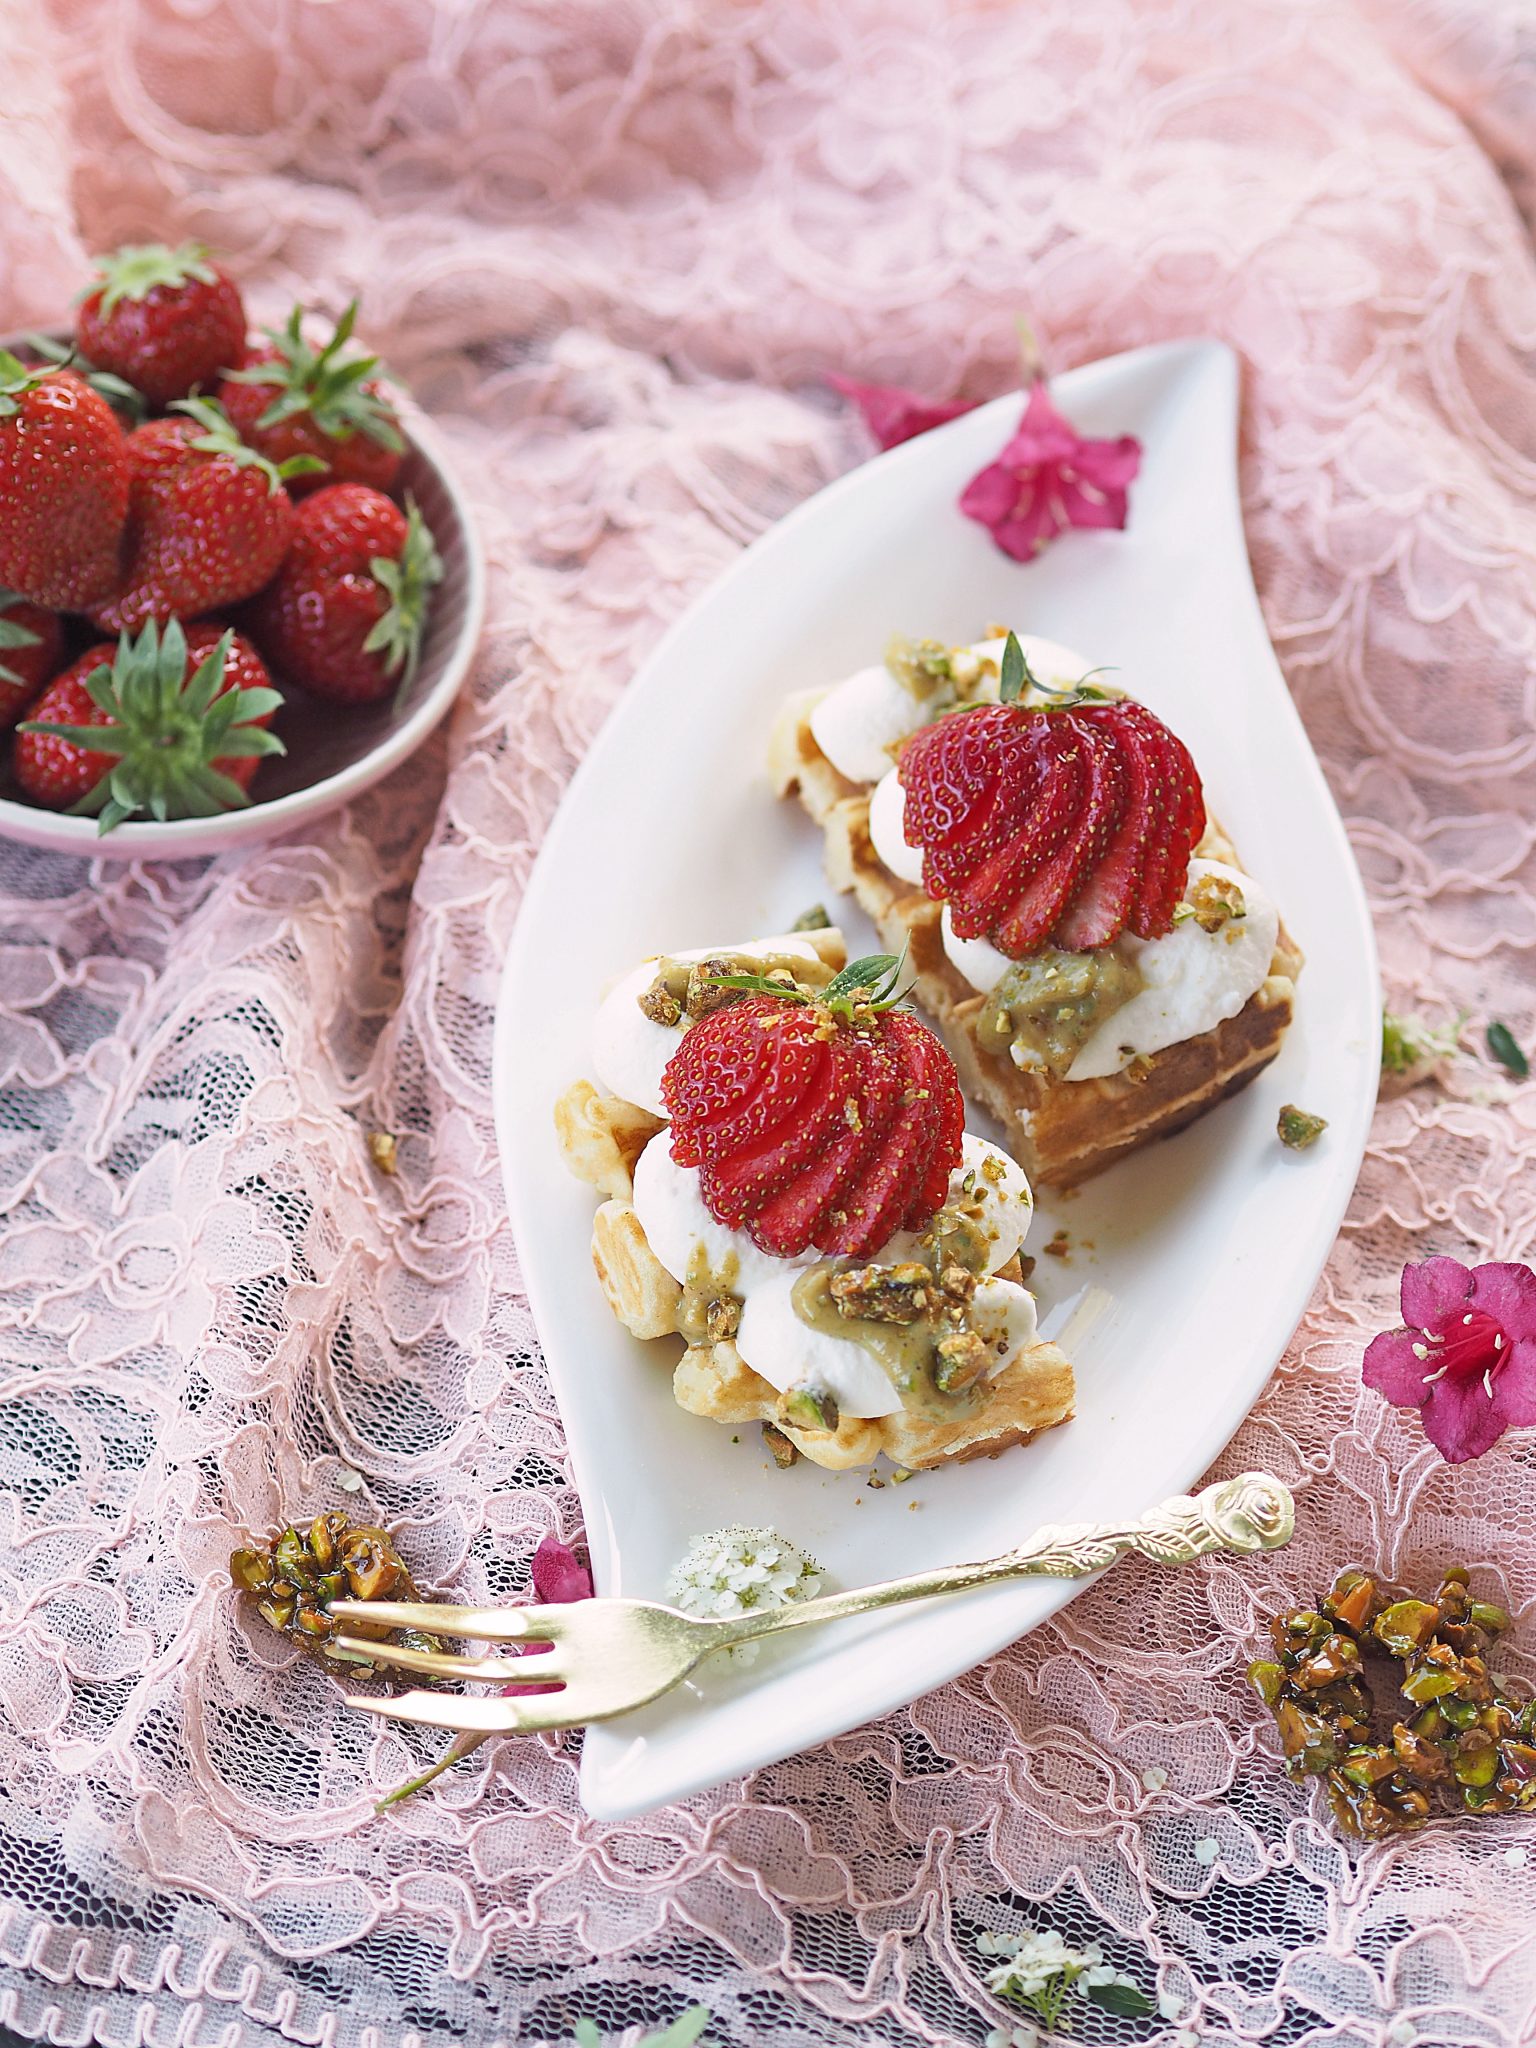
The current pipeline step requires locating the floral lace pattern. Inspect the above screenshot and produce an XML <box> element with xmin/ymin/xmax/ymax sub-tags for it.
<box><xmin>3</xmin><ymin>1</ymin><xmax>1536</xmax><ymax>2043</ymax></box>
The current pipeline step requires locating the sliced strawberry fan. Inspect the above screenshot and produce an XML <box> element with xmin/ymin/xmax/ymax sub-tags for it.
<box><xmin>898</xmin><ymin>632</ymin><xmax>1205</xmax><ymax>955</ymax></box>
<box><xmin>661</xmin><ymin>954</ymin><xmax>965</xmax><ymax>1259</ymax></box>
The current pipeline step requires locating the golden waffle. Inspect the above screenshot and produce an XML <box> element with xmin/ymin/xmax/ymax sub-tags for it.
<box><xmin>768</xmin><ymin>692</ymin><xmax>1302</xmax><ymax>1190</ymax></box>
<box><xmin>558</xmin><ymin>1084</ymin><xmax>1075</xmax><ymax>1472</ymax></box>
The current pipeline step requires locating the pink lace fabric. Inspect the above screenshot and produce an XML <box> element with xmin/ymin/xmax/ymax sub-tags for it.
<box><xmin>2</xmin><ymin>2</ymin><xmax>1535</xmax><ymax>2043</ymax></box>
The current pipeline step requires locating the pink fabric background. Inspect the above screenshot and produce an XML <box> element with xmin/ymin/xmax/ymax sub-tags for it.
<box><xmin>2</xmin><ymin>1</ymin><xmax>1536</xmax><ymax>2043</ymax></box>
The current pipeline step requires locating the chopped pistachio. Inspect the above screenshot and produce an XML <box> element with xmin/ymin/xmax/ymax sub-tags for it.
<box><xmin>781</xmin><ymin>1386</ymin><xmax>839</xmax><ymax>1434</ymax></box>
<box><xmin>761</xmin><ymin>1422</ymin><xmax>798</xmax><ymax>1469</ymax></box>
<box><xmin>791</xmin><ymin>904</ymin><xmax>832</xmax><ymax>931</ymax></box>
<box><xmin>367</xmin><ymin>1131</ymin><xmax>399</xmax><ymax>1175</ymax></box>
<box><xmin>1278</xmin><ymin>1104</ymin><xmax>1328</xmax><ymax>1150</ymax></box>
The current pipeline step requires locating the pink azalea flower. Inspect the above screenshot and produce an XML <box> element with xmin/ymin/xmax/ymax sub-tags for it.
<box><xmin>1362</xmin><ymin>1257</ymin><xmax>1536</xmax><ymax>1463</ymax></box>
<box><xmin>959</xmin><ymin>382</ymin><xmax>1142</xmax><ymax>562</ymax></box>
<box><xmin>826</xmin><ymin>372</ymin><xmax>978</xmax><ymax>451</ymax></box>
<box><xmin>376</xmin><ymin>1533</ymin><xmax>593</xmax><ymax>1809</ymax></box>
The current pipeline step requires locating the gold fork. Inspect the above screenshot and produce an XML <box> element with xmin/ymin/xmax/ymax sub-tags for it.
<box><xmin>333</xmin><ymin>1470</ymin><xmax>1293</xmax><ymax>1737</ymax></box>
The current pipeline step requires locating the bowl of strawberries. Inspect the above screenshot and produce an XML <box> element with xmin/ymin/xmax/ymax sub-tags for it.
<box><xmin>0</xmin><ymin>241</ymin><xmax>484</xmax><ymax>858</ymax></box>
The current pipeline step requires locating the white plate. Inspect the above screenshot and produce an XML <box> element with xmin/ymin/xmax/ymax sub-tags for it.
<box><xmin>494</xmin><ymin>340</ymin><xmax>1379</xmax><ymax>1821</ymax></box>
<box><xmin>0</xmin><ymin>333</ymin><xmax>485</xmax><ymax>859</ymax></box>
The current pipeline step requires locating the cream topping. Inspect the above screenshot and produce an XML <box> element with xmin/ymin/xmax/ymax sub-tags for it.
<box><xmin>938</xmin><ymin>861</ymin><xmax>1279</xmax><ymax>1080</ymax></box>
<box><xmin>809</xmin><ymin>633</ymin><xmax>1094</xmax><ymax>786</ymax></box>
<box><xmin>590</xmin><ymin>933</ymin><xmax>837</xmax><ymax>1118</ymax></box>
<box><xmin>631</xmin><ymin>1132</ymin><xmax>1036</xmax><ymax>1418</ymax></box>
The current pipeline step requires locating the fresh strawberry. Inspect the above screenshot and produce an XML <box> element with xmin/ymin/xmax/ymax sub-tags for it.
<box><xmin>661</xmin><ymin>957</ymin><xmax>965</xmax><ymax>1259</ymax></box>
<box><xmin>90</xmin><ymin>400</ymin><xmax>321</xmax><ymax>633</ymax></box>
<box><xmin>245</xmin><ymin>484</ymin><xmax>442</xmax><ymax>707</ymax></box>
<box><xmin>0</xmin><ymin>591</ymin><xmax>65</xmax><ymax>729</ymax></box>
<box><xmin>898</xmin><ymin>633</ymin><xmax>1205</xmax><ymax>953</ymax></box>
<box><xmin>217</xmin><ymin>301</ymin><xmax>404</xmax><ymax>495</ymax></box>
<box><xmin>76</xmin><ymin>242</ymin><xmax>246</xmax><ymax>409</ymax></box>
<box><xmin>0</xmin><ymin>354</ymin><xmax>129</xmax><ymax>610</ymax></box>
<box><xmin>15</xmin><ymin>619</ymin><xmax>283</xmax><ymax>829</ymax></box>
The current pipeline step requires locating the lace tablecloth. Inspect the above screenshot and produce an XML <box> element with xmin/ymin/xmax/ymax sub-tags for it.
<box><xmin>3</xmin><ymin>3</ymin><xmax>1536</xmax><ymax>2044</ymax></box>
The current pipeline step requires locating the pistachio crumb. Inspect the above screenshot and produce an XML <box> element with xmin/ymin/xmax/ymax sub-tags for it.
<box><xmin>367</xmin><ymin>1132</ymin><xmax>399</xmax><ymax>1175</ymax></box>
<box><xmin>1278</xmin><ymin>1104</ymin><xmax>1328</xmax><ymax>1150</ymax></box>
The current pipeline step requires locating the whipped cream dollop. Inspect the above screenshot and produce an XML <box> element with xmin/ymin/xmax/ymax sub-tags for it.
<box><xmin>809</xmin><ymin>633</ymin><xmax>1093</xmax><ymax>786</ymax></box>
<box><xmin>632</xmin><ymin>1132</ymin><xmax>1037</xmax><ymax>1418</ymax></box>
<box><xmin>591</xmin><ymin>933</ymin><xmax>836</xmax><ymax>1117</ymax></box>
<box><xmin>938</xmin><ymin>859</ymin><xmax>1279</xmax><ymax>1080</ymax></box>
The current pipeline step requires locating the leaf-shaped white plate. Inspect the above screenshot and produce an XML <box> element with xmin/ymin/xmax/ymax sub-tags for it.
<box><xmin>494</xmin><ymin>340</ymin><xmax>1379</xmax><ymax>1821</ymax></box>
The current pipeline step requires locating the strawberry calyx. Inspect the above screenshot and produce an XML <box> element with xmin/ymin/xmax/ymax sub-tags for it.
<box><xmin>0</xmin><ymin>590</ymin><xmax>42</xmax><ymax>691</ymax></box>
<box><xmin>86</xmin><ymin>241</ymin><xmax>218</xmax><ymax>317</ymax></box>
<box><xmin>17</xmin><ymin>619</ymin><xmax>285</xmax><ymax>833</ymax></box>
<box><xmin>363</xmin><ymin>498</ymin><xmax>445</xmax><ymax>711</ymax></box>
<box><xmin>224</xmin><ymin>300</ymin><xmax>405</xmax><ymax>453</ymax></box>
<box><xmin>169</xmin><ymin>396</ymin><xmax>326</xmax><ymax>492</ymax></box>
<box><xmin>0</xmin><ymin>348</ymin><xmax>62</xmax><ymax>418</ymax></box>
<box><xmin>17</xmin><ymin>334</ymin><xmax>147</xmax><ymax>422</ymax></box>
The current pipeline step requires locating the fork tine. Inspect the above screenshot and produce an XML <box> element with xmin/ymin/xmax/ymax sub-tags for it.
<box><xmin>327</xmin><ymin>1599</ymin><xmax>574</xmax><ymax>1642</ymax></box>
<box><xmin>332</xmin><ymin>1635</ymin><xmax>565</xmax><ymax>1684</ymax></box>
<box><xmin>347</xmin><ymin>1688</ymin><xmax>583</xmax><ymax>1735</ymax></box>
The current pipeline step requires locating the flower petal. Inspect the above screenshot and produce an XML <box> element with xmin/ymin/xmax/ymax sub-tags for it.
<box><xmin>1421</xmin><ymin>1371</ymin><xmax>1513</xmax><ymax>1463</ymax></box>
<box><xmin>1398</xmin><ymin>1255</ymin><xmax>1473</xmax><ymax>1332</ymax></box>
<box><xmin>1072</xmin><ymin>433</ymin><xmax>1143</xmax><ymax>492</ymax></box>
<box><xmin>993</xmin><ymin>496</ymin><xmax>1062</xmax><ymax>560</ymax></box>
<box><xmin>827</xmin><ymin>373</ymin><xmax>977</xmax><ymax>452</ymax></box>
<box><xmin>531</xmin><ymin>1534</ymin><xmax>593</xmax><ymax>1604</ymax></box>
<box><xmin>1489</xmin><ymin>1336</ymin><xmax>1536</xmax><ymax>1430</ymax></box>
<box><xmin>1057</xmin><ymin>478</ymin><xmax>1130</xmax><ymax>531</ymax></box>
<box><xmin>1468</xmin><ymin>1261</ymin><xmax>1536</xmax><ymax>1346</ymax></box>
<box><xmin>1362</xmin><ymin>1327</ymin><xmax>1432</xmax><ymax>1407</ymax></box>
<box><xmin>958</xmin><ymin>460</ymin><xmax>1021</xmax><ymax>525</ymax></box>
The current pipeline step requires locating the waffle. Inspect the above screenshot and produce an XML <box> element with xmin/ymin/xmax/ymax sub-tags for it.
<box><xmin>557</xmin><ymin>1084</ymin><xmax>1075</xmax><ymax>1472</ymax></box>
<box><xmin>768</xmin><ymin>690</ymin><xmax>1303</xmax><ymax>1190</ymax></box>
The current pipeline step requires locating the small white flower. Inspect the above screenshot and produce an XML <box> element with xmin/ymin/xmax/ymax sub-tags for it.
<box><xmin>1175</xmin><ymin>2031</ymin><xmax>1201</xmax><ymax>2048</ymax></box>
<box><xmin>1193</xmin><ymin>1837</ymin><xmax>1220</xmax><ymax>1866</ymax></box>
<box><xmin>1504</xmin><ymin>1846</ymin><xmax>1529</xmax><ymax>1869</ymax></box>
<box><xmin>666</xmin><ymin>1527</ymin><xmax>821</xmax><ymax>1659</ymax></box>
<box><xmin>1158</xmin><ymin>1988</ymin><xmax>1186</xmax><ymax>2020</ymax></box>
<box><xmin>335</xmin><ymin>1466</ymin><xmax>365</xmax><ymax>1493</ymax></box>
<box><xmin>1385</xmin><ymin>2021</ymin><xmax>1415</xmax><ymax>2047</ymax></box>
<box><xmin>1141</xmin><ymin>1765</ymin><xmax>1168</xmax><ymax>1792</ymax></box>
<box><xmin>983</xmin><ymin>1926</ymin><xmax>1094</xmax><ymax>2001</ymax></box>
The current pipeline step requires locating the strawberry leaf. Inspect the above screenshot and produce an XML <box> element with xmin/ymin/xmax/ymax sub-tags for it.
<box><xmin>360</xmin><ymin>498</ymin><xmax>445</xmax><ymax>712</ymax></box>
<box><xmin>17</xmin><ymin>619</ymin><xmax>284</xmax><ymax>834</ymax></box>
<box><xmin>225</xmin><ymin>299</ymin><xmax>406</xmax><ymax>451</ymax></box>
<box><xmin>998</xmin><ymin>629</ymin><xmax>1030</xmax><ymax>703</ymax></box>
<box><xmin>1487</xmin><ymin>1020</ymin><xmax>1529</xmax><ymax>1080</ymax></box>
<box><xmin>88</xmin><ymin>240</ymin><xmax>216</xmax><ymax>317</ymax></box>
<box><xmin>0</xmin><ymin>589</ymin><xmax>42</xmax><ymax>690</ymax></box>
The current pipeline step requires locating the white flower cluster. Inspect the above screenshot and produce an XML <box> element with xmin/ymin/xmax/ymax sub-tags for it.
<box><xmin>978</xmin><ymin>1927</ymin><xmax>1140</xmax><ymax>2004</ymax></box>
<box><xmin>666</xmin><ymin>1527</ymin><xmax>821</xmax><ymax>1650</ymax></box>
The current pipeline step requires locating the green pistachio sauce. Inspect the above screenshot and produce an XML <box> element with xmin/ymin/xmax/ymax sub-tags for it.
<box><xmin>787</xmin><ymin>1204</ymin><xmax>998</xmax><ymax>1422</ymax></box>
<box><xmin>677</xmin><ymin>1245</ymin><xmax>742</xmax><ymax>1346</ymax></box>
<box><xmin>975</xmin><ymin>946</ymin><xmax>1144</xmax><ymax>1076</ymax></box>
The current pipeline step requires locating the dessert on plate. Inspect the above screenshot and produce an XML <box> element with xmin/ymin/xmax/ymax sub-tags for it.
<box><xmin>769</xmin><ymin>630</ymin><xmax>1302</xmax><ymax>1187</ymax></box>
<box><xmin>555</xmin><ymin>929</ymin><xmax>1073</xmax><ymax>1471</ymax></box>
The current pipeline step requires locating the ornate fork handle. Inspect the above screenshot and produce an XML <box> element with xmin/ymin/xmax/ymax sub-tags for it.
<box><xmin>708</xmin><ymin>1471</ymin><xmax>1294</xmax><ymax>1651</ymax></box>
